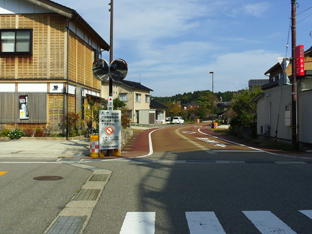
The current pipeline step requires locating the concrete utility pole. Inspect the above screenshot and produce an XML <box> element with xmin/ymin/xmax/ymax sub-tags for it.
<box><xmin>291</xmin><ymin>0</ymin><xmax>297</xmax><ymax>148</ymax></box>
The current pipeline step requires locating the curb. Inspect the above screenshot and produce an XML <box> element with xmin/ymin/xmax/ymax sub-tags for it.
<box><xmin>44</xmin><ymin>162</ymin><xmax>112</xmax><ymax>234</ymax></box>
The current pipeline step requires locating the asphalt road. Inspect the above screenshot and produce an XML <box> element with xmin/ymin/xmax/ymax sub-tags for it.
<box><xmin>83</xmin><ymin>124</ymin><xmax>312</xmax><ymax>234</ymax></box>
<box><xmin>0</xmin><ymin>162</ymin><xmax>92</xmax><ymax>234</ymax></box>
<box><xmin>1</xmin><ymin>124</ymin><xmax>312</xmax><ymax>233</ymax></box>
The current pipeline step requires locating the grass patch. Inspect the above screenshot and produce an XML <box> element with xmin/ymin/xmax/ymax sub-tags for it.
<box><xmin>210</xmin><ymin>129</ymin><xmax>228</xmax><ymax>136</ymax></box>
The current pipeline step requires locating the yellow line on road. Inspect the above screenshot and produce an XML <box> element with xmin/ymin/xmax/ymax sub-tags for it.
<box><xmin>0</xmin><ymin>171</ymin><xmax>8</xmax><ymax>176</ymax></box>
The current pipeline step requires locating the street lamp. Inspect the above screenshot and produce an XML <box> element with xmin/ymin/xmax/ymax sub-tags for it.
<box><xmin>210</xmin><ymin>72</ymin><xmax>214</xmax><ymax>128</ymax></box>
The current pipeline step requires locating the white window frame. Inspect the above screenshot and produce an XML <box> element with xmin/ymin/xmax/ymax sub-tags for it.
<box><xmin>145</xmin><ymin>95</ymin><xmax>150</xmax><ymax>103</ymax></box>
<box><xmin>136</xmin><ymin>93</ymin><xmax>141</xmax><ymax>102</ymax></box>
<box><xmin>119</xmin><ymin>93</ymin><xmax>128</xmax><ymax>101</ymax></box>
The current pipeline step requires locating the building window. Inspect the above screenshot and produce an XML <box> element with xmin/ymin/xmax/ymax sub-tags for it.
<box><xmin>136</xmin><ymin>94</ymin><xmax>141</xmax><ymax>102</ymax></box>
<box><xmin>0</xmin><ymin>29</ymin><xmax>32</xmax><ymax>55</ymax></box>
<box><xmin>119</xmin><ymin>93</ymin><xmax>128</xmax><ymax>101</ymax></box>
<box><xmin>93</xmin><ymin>49</ymin><xmax>102</xmax><ymax>62</ymax></box>
<box><xmin>145</xmin><ymin>95</ymin><xmax>150</xmax><ymax>103</ymax></box>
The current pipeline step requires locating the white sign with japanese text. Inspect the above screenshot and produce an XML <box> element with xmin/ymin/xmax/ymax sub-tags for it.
<box><xmin>108</xmin><ymin>96</ymin><xmax>113</xmax><ymax>111</ymax></box>
<box><xmin>99</xmin><ymin>110</ymin><xmax>121</xmax><ymax>150</ymax></box>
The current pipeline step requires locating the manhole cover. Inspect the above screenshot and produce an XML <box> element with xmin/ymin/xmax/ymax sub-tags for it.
<box><xmin>33</xmin><ymin>176</ymin><xmax>63</xmax><ymax>181</ymax></box>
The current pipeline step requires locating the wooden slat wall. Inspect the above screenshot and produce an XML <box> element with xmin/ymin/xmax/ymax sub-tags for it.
<box><xmin>0</xmin><ymin>92</ymin><xmax>47</xmax><ymax>123</ymax></box>
<box><xmin>68</xmin><ymin>31</ymin><xmax>77</xmax><ymax>82</ymax></box>
<box><xmin>49</xmin><ymin>15</ymin><xmax>66</xmax><ymax>79</ymax></box>
<box><xmin>48</xmin><ymin>94</ymin><xmax>64</xmax><ymax>132</ymax></box>
<box><xmin>77</xmin><ymin>37</ymin><xmax>85</xmax><ymax>85</ymax></box>
<box><xmin>0</xmin><ymin>14</ymin><xmax>65</xmax><ymax>80</ymax></box>
<box><xmin>68</xmin><ymin>95</ymin><xmax>75</xmax><ymax>113</ymax></box>
<box><xmin>68</xmin><ymin>31</ymin><xmax>100</xmax><ymax>90</ymax></box>
<box><xmin>0</xmin><ymin>93</ymin><xmax>18</xmax><ymax>122</ymax></box>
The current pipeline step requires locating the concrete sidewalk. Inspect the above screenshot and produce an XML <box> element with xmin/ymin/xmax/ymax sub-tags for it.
<box><xmin>0</xmin><ymin>138</ymin><xmax>90</xmax><ymax>159</ymax></box>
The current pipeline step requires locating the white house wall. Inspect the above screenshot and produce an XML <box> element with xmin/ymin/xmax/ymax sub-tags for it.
<box><xmin>18</xmin><ymin>83</ymin><xmax>47</xmax><ymax>92</ymax></box>
<box><xmin>257</xmin><ymin>85</ymin><xmax>292</xmax><ymax>141</ymax></box>
<box><xmin>299</xmin><ymin>90</ymin><xmax>312</xmax><ymax>144</ymax></box>
<box><xmin>0</xmin><ymin>83</ymin><xmax>15</xmax><ymax>92</ymax></box>
<box><xmin>0</xmin><ymin>0</ymin><xmax>52</xmax><ymax>14</ymax></box>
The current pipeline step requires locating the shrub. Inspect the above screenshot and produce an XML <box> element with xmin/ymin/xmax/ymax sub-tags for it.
<box><xmin>0</xmin><ymin>128</ymin><xmax>10</xmax><ymax>137</ymax></box>
<box><xmin>23</xmin><ymin>129</ymin><xmax>34</xmax><ymax>137</ymax></box>
<box><xmin>34</xmin><ymin>128</ymin><xmax>46</xmax><ymax>137</ymax></box>
<box><xmin>7</xmin><ymin>129</ymin><xmax>24</xmax><ymax>139</ymax></box>
<box><xmin>61</xmin><ymin>112</ymin><xmax>81</xmax><ymax>137</ymax></box>
<box><xmin>121</xmin><ymin>109</ymin><xmax>131</xmax><ymax>128</ymax></box>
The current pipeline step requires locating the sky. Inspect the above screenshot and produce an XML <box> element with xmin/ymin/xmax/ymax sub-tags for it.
<box><xmin>56</xmin><ymin>0</ymin><xmax>312</xmax><ymax>97</ymax></box>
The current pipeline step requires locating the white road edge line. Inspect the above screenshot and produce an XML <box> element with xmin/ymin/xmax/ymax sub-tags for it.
<box><xmin>98</xmin><ymin>128</ymin><xmax>161</xmax><ymax>162</ymax></box>
<box><xmin>198</xmin><ymin>128</ymin><xmax>264</xmax><ymax>152</ymax></box>
<box><xmin>0</xmin><ymin>162</ymin><xmax>61</xmax><ymax>164</ymax></box>
<box><xmin>197</xmin><ymin>128</ymin><xmax>308</xmax><ymax>159</ymax></box>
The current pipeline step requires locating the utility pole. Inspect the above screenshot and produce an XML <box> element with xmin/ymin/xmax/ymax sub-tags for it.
<box><xmin>210</xmin><ymin>72</ymin><xmax>214</xmax><ymax>128</ymax></box>
<box><xmin>109</xmin><ymin>0</ymin><xmax>114</xmax><ymax>97</ymax></box>
<box><xmin>291</xmin><ymin>0</ymin><xmax>297</xmax><ymax>148</ymax></box>
<box><xmin>107</xmin><ymin>0</ymin><xmax>114</xmax><ymax>156</ymax></box>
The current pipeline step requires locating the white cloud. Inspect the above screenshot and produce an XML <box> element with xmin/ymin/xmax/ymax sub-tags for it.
<box><xmin>53</xmin><ymin>0</ymin><xmax>302</xmax><ymax>97</ymax></box>
<box><xmin>226</xmin><ymin>2</ymin><xmax>270</xmax><ymax>18</ymax></box>
<box><xmin>146</xmin><ymin>50</ymin><xmax>280</xmax><ymax>96</ymax></box>
<box><xmin>243</xmin><ymin>3</ymin><xmax>270</xmax><ymax>18</ymax></box>
<box><xmin>113</xmin><ymin>0</ymin><xmax>209</xmax><ymax>42</ymax></box>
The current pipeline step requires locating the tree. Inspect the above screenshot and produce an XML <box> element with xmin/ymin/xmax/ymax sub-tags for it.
<box><xmin>168</xmin><ymin>101</ymin><xmax>182</xmax><ymax>117</ymax></box>
<box><xmin>113</xmin><ymin>98</ymin><xmax>126</xmax><ymax>109</ymax></box>
<box><xmin>229</xmin><ymin>86</ymin><xmax>263</xmax><ymax>137</ymax></box>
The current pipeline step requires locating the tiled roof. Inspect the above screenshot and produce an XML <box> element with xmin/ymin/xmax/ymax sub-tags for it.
<box><xmin>150</xmin><ymin>100</ymin><xmax>168</xmax><ymax>109</ymax></box>
<box><xmin>121</xmin><ymin>80</ymin><xmax>153</xmax><ymax>91</ymax></box>
<box><xmin>30</xmin><ymin>0</ymin><xmax>109</xmax><ymax>50</ymax></box>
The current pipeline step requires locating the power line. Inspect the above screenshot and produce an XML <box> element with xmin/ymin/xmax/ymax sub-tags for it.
<box><xmin>285</xmin><ymin>19</ymin><xmax>291</xmax><ymax>57</ymax></box>
<box><xmin>297</xmin><ymin>12</ymin><xmax>312</xmax><ymax>23</ymax></box>
<box><xmin>297</xmin><ymin>5</ymin><xmax>312</xmax><ymax>15</ymax></box>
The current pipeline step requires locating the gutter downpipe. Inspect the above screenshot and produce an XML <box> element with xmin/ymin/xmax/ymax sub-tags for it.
<box><xmin>66</xmin><ymin>18</ymin><xmax>74</xmax><ymax>140</ymax></box>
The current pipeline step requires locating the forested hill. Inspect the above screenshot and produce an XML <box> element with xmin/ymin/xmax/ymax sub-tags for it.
<box><xmin>152</xmin><ymin>90</ymin><xmax>235</xmax><ymax>104</ymax></box>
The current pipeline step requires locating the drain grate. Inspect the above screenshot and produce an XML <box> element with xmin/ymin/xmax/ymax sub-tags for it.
<box><xmin>47</xmin><ymin>216</ymin><xmax>87</xmax><ymax>234</ymax></box>
<box><xmin>74</xmin><ymin>189</ymin><xmax>101</xmax><ymax>201</ymax></box>
<box><xmin>89</xmin><ymin>174</ymin><xmax>109</xmax><ymax>182</ymax></box>
<box><xmin>34</xmin><ymin>176</ymin><xmax>63</xmax><ymax>181</ymax></box>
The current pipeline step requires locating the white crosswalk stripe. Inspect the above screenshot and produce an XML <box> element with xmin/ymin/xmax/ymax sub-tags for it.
<box><xmin>120</xmin><ymin>212</ymin><xmax>155</xmax><ymax>234</ymax></box>
<box><xmin>120</xmin><ymin>210</ymin><xmax>312</xmax><ymax>234</ymax></box>
<box><xmin>186</xmin><ymin>211</ymin><xmax>226</xmax><ymax>234</ymax></box>
<box><xmin>243</xmin><ymin>211</ymin><xmax>296</xmax><ymax>234</ymax></box>
<box><xmin>299</xmin><ymin>210</ymin><xmax>312</xmax><ymax>219</ymax></box>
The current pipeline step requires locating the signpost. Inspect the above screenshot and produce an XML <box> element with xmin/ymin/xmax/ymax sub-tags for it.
<box><xmin>99</xmin><ymin>109</ymin><xmax>121</xmax><ymax>151</ymax></box>
<box><xmin>108</xmin><ymin>96</ymin><xmax>113</xmax><ymax>111</ymax></box>
<box><xmin>92</xmin><ymin>58</ymin><xmax>128</xmax><ymax>156</ymax></box>
<box><xmin>295</xmin><ymin>45</ymin><xmax>305</xmax><ymax>77</ymax></box>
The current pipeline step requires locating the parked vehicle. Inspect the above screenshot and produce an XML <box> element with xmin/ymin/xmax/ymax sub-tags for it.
<box><xmin>171</xmin><ymin>116</ymin><xmax>184</xmax><ymax>124</ymax></box>
<box><xmin>165</xmin><ymin>116</ymin><xmax>172</xmax><ymax>124</ymax></box>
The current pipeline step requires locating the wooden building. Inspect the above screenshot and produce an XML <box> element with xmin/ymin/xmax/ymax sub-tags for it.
<box><xmin>0</xmin><ymin>0</ymin><xmax>109</xmax><ymax>134</ymax></box>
